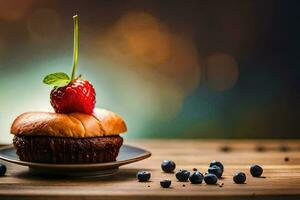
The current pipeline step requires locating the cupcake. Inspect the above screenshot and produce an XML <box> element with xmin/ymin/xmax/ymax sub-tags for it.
<box><xmin>11</xmin><ymin>108</ymin><xmax>126</xmax><ymax>164</ymax></box>
<box><xmin>10</xmin><ymin>15</ymin><xmax>127</xmax><ymax>164</ymax></box>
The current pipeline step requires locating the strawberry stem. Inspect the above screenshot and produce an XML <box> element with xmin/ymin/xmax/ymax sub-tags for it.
<box><xmin>71</xmin><ymin>15</ymin><xmax>79</xmax><ymax>81</ymax></box>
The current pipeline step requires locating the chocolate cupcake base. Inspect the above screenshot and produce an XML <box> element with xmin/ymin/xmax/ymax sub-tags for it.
<box><xmin>13</xmin><ymin>135</ymin><xmax>123</xmax><ymax>164</ymax></box>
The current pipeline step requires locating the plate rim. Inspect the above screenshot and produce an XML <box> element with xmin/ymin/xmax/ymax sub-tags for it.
<box><xmin>0</xmin><ymin>144</ymin><xmax>151</xmax><ymax>169</ymax></box>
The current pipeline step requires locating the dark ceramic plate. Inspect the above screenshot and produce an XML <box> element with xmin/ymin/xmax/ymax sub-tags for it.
<box><xmin>0</xmin><ymin>144</ymin><xmax>151</xmax><ymax>177</ymax></box>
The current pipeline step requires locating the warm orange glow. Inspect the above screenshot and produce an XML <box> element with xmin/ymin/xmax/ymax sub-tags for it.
<box><xmin>0</xmin><ymin>0</ymin><xmax>35</xmax><ymax>22</ymax></box>
<box><xmin>90</xmin><ymin>11</ymin><xmax>201</xmax><ymax>120</ymax></box>
<box><xmin>100</xmin><ymin>12</ymin><xmax>171</xmax><ymax>66</ymax></box>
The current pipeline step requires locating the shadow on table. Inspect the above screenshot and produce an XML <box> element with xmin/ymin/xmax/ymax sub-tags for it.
<box><xmin>13</xmin><ymin>168</ymin><xmax>152</xmax><ymax>182</ymax></box>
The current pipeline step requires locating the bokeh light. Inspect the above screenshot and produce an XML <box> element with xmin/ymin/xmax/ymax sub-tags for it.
<box><xmin>86</xmin><ymin>12</ymin><xmax>201</xmax><ymax>135</ymax></box>
<box><xmin>107</xmin><ymin>12</ymin><xmax>171</xmax><ymax>65</ymax></box>
<box><xmin>206</xmin><ymin>53</ymin><xmax>239</xmax><ymax>91</ymax></box>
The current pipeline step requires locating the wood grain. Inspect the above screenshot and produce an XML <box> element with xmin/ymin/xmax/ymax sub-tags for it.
<box><xmin>0</xmin><ymin>139</ymin><xmax>300</xmax><ymax>200</ymax></box>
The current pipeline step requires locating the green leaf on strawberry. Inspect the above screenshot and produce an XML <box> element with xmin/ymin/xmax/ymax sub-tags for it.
<box><xmin>43</xmin><ymin>72</ymin><xmax>70</xmax><ymax>87</ymax></box>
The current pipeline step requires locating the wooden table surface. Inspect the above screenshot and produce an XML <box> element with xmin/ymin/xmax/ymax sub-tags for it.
<box><xmin>0</xmin><ymin>139</ymin><xmax>300</xmax><ymax>200</ymax></box>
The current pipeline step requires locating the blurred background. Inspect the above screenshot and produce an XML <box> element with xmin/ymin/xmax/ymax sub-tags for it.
<box><xmin>0</xmin><ymin>0</ymin><xmax>299</xmax><ymax>143</ymax></box>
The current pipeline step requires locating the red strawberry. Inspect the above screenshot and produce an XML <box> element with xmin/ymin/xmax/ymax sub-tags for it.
<box><xmin>43</xmin><ymin>15</ymin><xmax>96</xmax><ymax>114</ymax></box>
<box><xmin>50</xmin><ymin>79</ymin><xmax>96</xmax><ymax>114</ymax></box>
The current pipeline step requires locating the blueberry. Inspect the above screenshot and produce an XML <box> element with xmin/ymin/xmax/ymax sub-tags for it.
<box><xmin>204</xmin><ymin>173</ymin><xmax>218</xmax><ymax>184</ymax></box>
<box><xmin>160</xmin><ymin>180</ymin><xmax>171</xmax><ymax>188</ymax></box>
<box><xmin>208</xmin><ymin>165</ymin><xmax>222</xmax><ymax>178</ymax></box>
<box><xmin>136</xmin><ymin>171</ymin><xmax>151</xmax><ymax>182</ymax></box>
<box><xmin>209</xmin><ymin>160</ymin><xmax>224</xmax><ymax>172</ymax></box>
<box><xmin>250</xmin><ymin>164</ymin><xmax>263</xmax><ymax>177</ymax></box>
<box><xmin>175</xmin><ymin>170</ymin><xmax>190</xmax><ymax>182</ymax></box>
<box><xmin>233</xmin><ymin>172</ymin><xmax>246</xmax><ymax>184</ymax></box>
<box><xmin>161</xmin><ymin>160</ymin><xmax>176</xmax><ymax>173</ymax></box>
<box><xmin>189</xmin><ymin>171</ymin><xmax>203</xmax><ymax>184</ymax></box>
<box><xmin>0</xmin><ymin>164</ymin><xmax>6</xmax><ymax>177</ymax></box>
